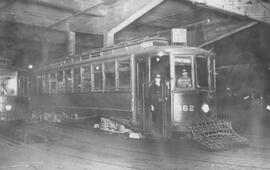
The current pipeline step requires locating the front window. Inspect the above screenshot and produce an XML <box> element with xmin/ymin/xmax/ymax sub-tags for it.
<box><xmin>196</xmin><ymin>56</ymin><xmax>208</xmax><ymax>89</ymax></box>
<box><xmin>175</xmin><ymin>57</ymin><xmax>193</xmax><ymax>89</ymax></box>
<box><xmin>0</xmin><ymin>76</ymin><xmax>17</xmax><ymax>96</ymax></box>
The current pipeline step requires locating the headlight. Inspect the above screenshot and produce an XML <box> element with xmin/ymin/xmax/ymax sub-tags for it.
<box><xmin>5</xmin><ymin>105</ymin><xmax>12</xmax><ymax>111</ymax></box>
<box><xmin>201</xmin><ymin>103</ymin><xmax>210</xmax><ymax>113</ymax></box>
<box><xmin>266</xmin><ymin>105</ymin><xmax>270</xmax><ymax>111</ymax></box>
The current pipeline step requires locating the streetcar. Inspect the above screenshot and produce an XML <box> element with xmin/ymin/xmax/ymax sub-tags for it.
<box><xmin>0</xmin><ymin>58</ymin><xmax>29</xmax><ymax>123</ymax></box>
<box><xmin>30</xmin><ymin>29</ymin><xmax>217</xmax><ymax>136</ymax></box>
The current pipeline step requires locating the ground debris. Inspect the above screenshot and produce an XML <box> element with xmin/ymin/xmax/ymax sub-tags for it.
<box><xmin>97</xmin><ymin>117</ymin><xmax>142</xmax><ymax>139</ymax></box>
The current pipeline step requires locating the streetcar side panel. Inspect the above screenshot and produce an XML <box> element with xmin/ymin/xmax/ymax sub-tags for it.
<box><xmin>0</xmin><ymin>68</ymin><xmax>29</xmax><ymax>122</ymax></box>
<box><xmin>0</xmin><ymin>96</ymin><xmax>28</xmax><ymax>121</ymax></box>
<box><xmin>30</xmin><ymin>56</ymin><xmax>133</xmax><ymax>120</ymax></box>
<box><xmin>30</xmin><ymin>91</ymin><xmax>132</xmax><ymax>119</ymax></box>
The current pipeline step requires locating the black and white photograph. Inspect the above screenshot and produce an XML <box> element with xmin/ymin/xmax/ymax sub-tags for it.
<box><xmin>0</xmin><ymin>0</ymin><xmax>270</xmax><ymax>169</ymax></box>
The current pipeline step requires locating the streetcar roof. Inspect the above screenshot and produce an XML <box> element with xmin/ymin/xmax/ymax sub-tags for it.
<box><xmin>0</xmin><ymin>68</ymin><xmax>18</xmax><ymax>76</ymax></box>
<box><xmin>0</xmin><ymin>65</ymin><xmax>28</xmax><ymax>76</ymax></box>
<box><xmin>35</xmin><ymin>38</ymin><xmax>215</xmax><ymax>72</ymax></box>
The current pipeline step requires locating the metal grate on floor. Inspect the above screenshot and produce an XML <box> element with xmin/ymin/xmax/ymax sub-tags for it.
<box><xmin>191</xmin><ymin>119</ymin><xmax>249</xmax><ymax>150</ymax></box>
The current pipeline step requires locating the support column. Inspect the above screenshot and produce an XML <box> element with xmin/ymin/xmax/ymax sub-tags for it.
<box><xmin>104</xmin><ymin>0</ymin><xmax>164</xmax><ymax>47</ymax></box>
<box><xmin>66</xmin><ymin>31</ymin><xmax>76</xmax><ymax>56</ymax></box>
<box><xmin>41</xmin><ymin>40</ymin><xmax>49</xmax><ymax>63</ymax></box>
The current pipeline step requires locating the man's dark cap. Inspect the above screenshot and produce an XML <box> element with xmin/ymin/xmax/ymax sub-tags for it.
<box><xmin>155</xmin><ymin>74</ymin><xmax>161</xmax><ymax>78</ymax></box>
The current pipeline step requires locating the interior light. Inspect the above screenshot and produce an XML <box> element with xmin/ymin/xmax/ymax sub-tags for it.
<box><xmin>267</xmin><ymin>105</ymin><xmax>270</xmax><ymax>111</ymax></box>
<box><xmin>156</xmin><ymin>57</ymin><xmax>160</xmax><ymax>62</ymax></box>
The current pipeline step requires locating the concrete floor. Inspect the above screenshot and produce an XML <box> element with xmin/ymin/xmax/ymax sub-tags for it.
<box><xmin>1</xmin><ymin>99</ymin><xmax>270</xmax><ymax>170</ymax></box>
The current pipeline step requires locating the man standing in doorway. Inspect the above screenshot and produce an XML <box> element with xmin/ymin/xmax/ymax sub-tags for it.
<box><xmin>149</xmin><ymin>74</ymin><xmax>163</xmax><ymax>136</ymax></box>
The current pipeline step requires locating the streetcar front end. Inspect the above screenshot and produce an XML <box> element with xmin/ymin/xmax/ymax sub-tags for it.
<box><xmin>170</xmin><ymin>52</ymin><xmax>216</xmax><ymax>133</ymax></box>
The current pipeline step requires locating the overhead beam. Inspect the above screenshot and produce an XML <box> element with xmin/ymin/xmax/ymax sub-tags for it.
<box><xmin>26</xmin><ymin>0</ymin><xmax>105</xmax><ymax>18</ymax></box>
<box><xmin>0</xmin><ymin>21</ymin><xmax>66</xmax><ymax>44</ymax></box>
<box><xmin>199</xmin><ymin>21</ymin><xmax>258</xmax><ymax>47</ymax></box>
<box><xmin>0</xmin><ymin>1</ymin><xmax>105</xmax><ymax>34</ymax></box>
<box><xmin>48</xmin><ymin>1</ymin><xmax>104</xmax><ymax>29</ymax></box>
<box><xmin>0</xmin><ymin>0</ymin><xmax>14</xmax><ymax>11</ymax></box>
<box><xmin>105</xmin><ymin>0</ymin><xmax>165</xmax><ymax>46</ymax></box>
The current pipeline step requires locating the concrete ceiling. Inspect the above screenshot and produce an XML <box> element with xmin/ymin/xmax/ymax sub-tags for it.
<box><xmin>186</xmin><ymin>0</ymin><xmax>270</xmax><ymax>24</ymax></box>
<box><xmin>0</xmin><ymin>0</ymin><xmax>268</xmax><ymax>68</ymax></box>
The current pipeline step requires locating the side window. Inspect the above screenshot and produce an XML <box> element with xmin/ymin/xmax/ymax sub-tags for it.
<box><xmin>175</xmin><ymin>57</ymin><xmax>193</xmax><ymax>89</ymax></box>
<box><xmin>18</xmin><ymin>78</ymin><xmax>23</xmax><ymax>96</ymax></box>
<box><xmin>57</xmin><ymin>70</ymin><xmax>65</xmax><ymax>93</ymax></box>
<box><xmin>210</xmin><ymin>58</ymin><xmax>215</xmax><ymax>90</ymax></box>
<box><xmin>22</xmin><ymin>77</ymin><xmax>28</xmax><ymax>96</ymax></box>
<box><xmin>31</xmin><ymin>75</ymin><xmax>37</xmax><ymax>95</ymax></box>
<box><xmin>50</xmin><ymin>72</ymin><xmax>56</xmax><ymax>94</ymax></box>
<box><xmin>65</xmin><ymin>69</ymin><xmax>72</xmax><ymax>93</ymax></box>
<box><xmin>73</xmin><ymin>68</ymin><xmax>81</xmax><ymax>93</ymax></box>
<box><xmin>37</xmin><ymin>74</ymin><xmax>43</xmax><ymax>94</ymax></box>
<box><xmin>0</xmin><ymin>76</ymin><xmax>18</xmax><ymax>96</ymax></box>
<box><xmin>93</xmin><ymin>63</ymin><xmax>103</xmax><ymax>91</ymax></box>
<box><xmin>104</xmin><ymin>61</ymin><xmax>115</xmax><ymax>90</ymax></box>
<box><xmin>196</xmin><ymin>56</ymin><xmax>208</xmax><ymax>89</ymax></box>
<box><xmin>118</xmin><ymin>59</ymin><xmax>130</xmax><ymax>90</ymax></box>
<box><xmin>42</xmin><ymin>73</ymin><xmax>49</xmax><ymax>94</ymax></box>
<box><xmin>81</xmin><ymin>65</ymin><xmax>92</xmax><ymax>92</ymax></box>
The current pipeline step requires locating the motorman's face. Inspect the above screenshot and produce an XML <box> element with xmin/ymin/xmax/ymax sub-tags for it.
<box><xmin>155</xmin><ymin>77</ymin><xmax>161</xmax><ymax>83</ymax></box>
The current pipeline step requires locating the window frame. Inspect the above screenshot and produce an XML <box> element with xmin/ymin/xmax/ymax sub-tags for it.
<box><xmin>36</xmin><ymin>74</ymin><xmax>43</xmax><ymax>94</ymax></box>
<box><xmin>56</xmin><ymin>70</ymin><xmax>65</xmax><ymax>93</ymax></box>
<box><xmin>117</xmin><ymin>57</ymin><xmax>131</xmax><ymax>90</ymax></box>
<box><xmin>42</xmin><ymin>72</ymin><xmax>50</xmax><ymax>94</ymax></box>
<box><xmin>195</xmin><ymin>55</ymin><xmax>209</xmax><ymax>90</ymax></box>
<box><xmin>49</xmin><ymin>72</ymin><xmax>57</xmax><ymax>94</ymax></box>
<box><xmin>173</xmin><ymin>55</ymin><xmax>194</xmax><ymax>91</ymax></box>
<box><xmin>0</xmin><ymin>75</ymin><xmax>18</xmax><ymax>96</ymax></box>
<box><xmin>92</xmin><ymin>62</ymin><xmax>103</xmax><ymax>91</ymax></box>
<box><xmin>64</xmin><ymin>68</ymin><xmax>73</xmax><ymax>93</ymax></box>
<box><xmin>81</xmin><ymin>64</ymin><xmax>92</xmax><ymax>92</ymax></box>
<box><xmin>104</xmin><ymin>60</ymin><xmax>116</xmax><ymax>91</ymax></box>
<box><xmin>73</xmin><ymin>67</ymin><xmax>82</xmax><ymax>93</ymax></box>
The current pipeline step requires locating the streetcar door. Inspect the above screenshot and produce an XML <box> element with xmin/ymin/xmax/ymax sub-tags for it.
<box><xmin>136</xmin><ymin>59</ymin><xmax>151</xmax><ymax>133</ymax></box>
<box><xmin>149</xmin><ymin>55</ymin><xmax>170</xmax><ymax>137</ymax></box>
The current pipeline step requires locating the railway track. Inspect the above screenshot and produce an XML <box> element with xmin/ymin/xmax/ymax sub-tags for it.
<box><xmin>8</xmin><ymin>121</ymin><xmax>270</xmax><ymax>170</ymax></box>
<box><xmin>0</xmin><ymin>134</ymin><xmax>21</xmax><ymax>147</ymax></box>
<box><xmin>0</xmin><ymin>125</ymin><xmax>143</xmax><ymax>170</ymax></box>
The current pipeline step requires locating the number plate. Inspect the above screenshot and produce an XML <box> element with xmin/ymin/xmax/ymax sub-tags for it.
<box><xmin>179</xmin><ymin>104</ymin><xmax>195</xmax><ymax>112</ymax></box>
